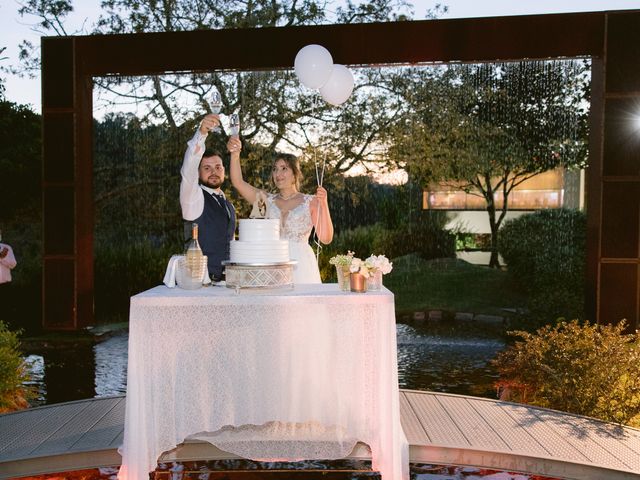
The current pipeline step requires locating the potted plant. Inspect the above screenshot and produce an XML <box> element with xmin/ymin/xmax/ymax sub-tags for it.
<box><xmin>329</xmin><ymin>251</ymin><xmax>355</xmax><ymax>291</ymax></box>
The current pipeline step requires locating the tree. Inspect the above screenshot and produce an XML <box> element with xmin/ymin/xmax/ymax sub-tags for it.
<box><xmin>13</xmin><ymin>0</ymin><xmax>451</xmax><ymax>242</ymax></box>
<box><xmin>0</xmin><ymin>46</ymin><xmax>7</xmax><ymax>97</ymax></box>
<box><xmin>13</xmin><ymin>1</ymin><xmax>437</xmax><ymax>225</ymax></box>
<box><xmin>0</xmin><ymin>43</ymin><xmax>43</xmax><ymax>334</ymax></box>
<box><xmin>11</xmin><ymin>1</ymin><xmax>76</xmax><ymax>78</ymax></box>
<box><xmin>0</xmin><ymin>99</ymin><xmax>41</xmax><ymax>217</ymax></box>
<box><xmin>388</xmin><ymin>61</ymin><xmax>590</xmax><ymax>267</ymax></box>
<box><xmin>0</xmin><ymin>46</ymin><xmax>42</xmax><ymax>212</ymax></box>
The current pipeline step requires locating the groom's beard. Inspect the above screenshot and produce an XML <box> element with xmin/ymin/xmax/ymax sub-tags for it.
<box><xmin>201</xmin><ymin>176</ymin><xmax>222</xmax><ymax>189</ymax></box>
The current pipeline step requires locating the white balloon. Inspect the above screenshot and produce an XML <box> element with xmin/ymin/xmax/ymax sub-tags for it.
<box><xmin>319</xmin><ymin>64</ymin><xmax>354</xmax><ymax>106</ymax></box>
<box><xmin>294</xmin><ymin>44</ymin><xmax>333</xmax><ymax>90</ymax></box>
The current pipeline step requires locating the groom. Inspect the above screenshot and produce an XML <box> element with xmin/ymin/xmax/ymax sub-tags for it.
<box><xmin>180</xmin><ymin>113</ymin><xmax>236</xmax><ymax>282</ymax></box>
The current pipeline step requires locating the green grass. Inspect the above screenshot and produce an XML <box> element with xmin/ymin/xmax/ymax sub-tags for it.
<box><xmin>385</xmin><ymin>254</ymin><xmax>527</xmax><ymax>316</ymax></box>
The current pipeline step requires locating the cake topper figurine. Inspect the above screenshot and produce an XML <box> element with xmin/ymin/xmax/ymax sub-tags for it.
<box><xmin>249</xmin><ymin>190</ymin><xmax>267</xmax><ymax>218</ymax></box>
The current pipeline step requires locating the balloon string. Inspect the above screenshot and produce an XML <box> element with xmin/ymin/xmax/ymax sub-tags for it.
<box><xmin>314</xmin><ymin>155</ymin><xmax>327</xmax><ymax>264</ymax></box>
<box><xmin>312</xmin><ymin>93</ymin><xmax>325</xmax><ymax>263</ymax></box>
<box><xmin>314</xmin><ymin>214</ymin><xmax>322</xmax><ymax>263</ymax></box>
<box><xmin>315</xmin><ymin>155</ymin><xmax>325</xmax><ymax>187</ymax></box>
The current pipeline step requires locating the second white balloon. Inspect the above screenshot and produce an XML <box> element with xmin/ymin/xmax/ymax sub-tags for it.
<box><xmin>319</xmin><ymin>64</ymin><xmax>355</xmax><ymax>106</ymax></box>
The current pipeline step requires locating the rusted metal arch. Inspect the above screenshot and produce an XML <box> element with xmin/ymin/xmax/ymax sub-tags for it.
<box><xmin>41</xmin><ymin>10</ymin><xmax>640</xmax><ymax>329</ymax></box>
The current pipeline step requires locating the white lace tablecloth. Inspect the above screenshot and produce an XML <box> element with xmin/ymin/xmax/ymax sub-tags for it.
<box><xmin>117</xmin><ymin>284</ymin><xmax>408</xmax><ymax>480</ymax></box>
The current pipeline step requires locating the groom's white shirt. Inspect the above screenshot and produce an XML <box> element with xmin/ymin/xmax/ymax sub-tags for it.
<box><xmin>179</xmin><ymin>130</ymin><xmax>226</xmax><ymax>221</ymax></box>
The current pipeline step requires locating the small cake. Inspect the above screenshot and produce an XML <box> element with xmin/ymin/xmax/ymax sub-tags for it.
<box><xmin>229</xmin><ymin>219</ymin><xmax>290</xmax><ymax>264</ymax></box>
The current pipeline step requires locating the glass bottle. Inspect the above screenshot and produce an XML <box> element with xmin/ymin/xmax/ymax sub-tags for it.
<box><xmin>185</xmin><ymin>222</ymin><xmax>204</xmax><ymax>278</ymax></box>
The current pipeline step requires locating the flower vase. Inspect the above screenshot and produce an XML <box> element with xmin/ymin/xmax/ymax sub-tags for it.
<box><xmin>336</xmin><ymin>265</ymin><xmax>351</xmax><ymax>292</ymax></box>
<box><xmin>367</xmin><ymin>270</ymin><xmax>383</xmax><ymax>291</ymax></box>
<box><xmin>350</xmin><ymin>272</ymin><xmax>367</xmax><ymax>293</ymax></box>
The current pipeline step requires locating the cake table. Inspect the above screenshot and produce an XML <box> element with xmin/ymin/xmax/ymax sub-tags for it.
<box><xmin>117</xmin><ymin>283</ymin><xmax>409</xmax><ymax>480</ymax></box>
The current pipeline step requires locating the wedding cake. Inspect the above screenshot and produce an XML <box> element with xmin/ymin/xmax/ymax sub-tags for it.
<box><xmin>229</xmin><ymin>219</ymin><xmax>290</xmax><ymax>264</ymax></box>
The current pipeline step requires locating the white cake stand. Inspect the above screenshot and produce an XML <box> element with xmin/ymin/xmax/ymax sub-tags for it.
<box><xmin>222</xmin><ymin>261</ymin><xmax>298</xmax><ymax>291</ymax></box>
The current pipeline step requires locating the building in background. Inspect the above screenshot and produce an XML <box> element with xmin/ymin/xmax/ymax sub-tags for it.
<box><xmin>423</xmin><ymin>168</ymin><xmax>585</xmax><ymax>264</ymax></box>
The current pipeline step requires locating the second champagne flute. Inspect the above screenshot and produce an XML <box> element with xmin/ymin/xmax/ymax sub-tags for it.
<box><xmin>229</xmin><ymin>113</ymin><xmax>240</xmax><ymax>136</ymax></box>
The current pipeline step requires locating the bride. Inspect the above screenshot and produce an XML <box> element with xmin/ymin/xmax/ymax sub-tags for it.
<box><xmin>227</xmin><ymin>137</ymin><xmax>333</xmax><ymax>284</ymax></box>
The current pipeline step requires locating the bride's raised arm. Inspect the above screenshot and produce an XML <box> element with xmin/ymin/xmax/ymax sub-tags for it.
<box><xmin>227</xmin><ymin>136</ymin><xmax>260</xmax><ymax>204</ymax></box>
<box><xmin>311</xmin><ymin>185</ymin><xmax>334</xmax><ymax>244</ymax></box>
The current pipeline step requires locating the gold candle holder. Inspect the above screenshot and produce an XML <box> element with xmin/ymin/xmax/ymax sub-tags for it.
<box><xmin>350</xmin><ymin>272</ymin><xmax>367</xmax><ymax>293</ymax></box>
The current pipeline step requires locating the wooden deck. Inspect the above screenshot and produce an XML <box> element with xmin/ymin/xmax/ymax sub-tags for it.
<box><xmin>1</xmin><ymin>390</ymin><xmax>640</xmax><ymax>479</ymax></box>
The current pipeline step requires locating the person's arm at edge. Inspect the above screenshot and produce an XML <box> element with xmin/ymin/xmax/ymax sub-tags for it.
<box><xmin>0</xmin><ymin>245</ymin><xmax>17</xmax><ymax>269</ymax></box>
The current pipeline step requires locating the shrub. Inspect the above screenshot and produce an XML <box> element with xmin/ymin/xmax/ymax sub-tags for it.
<box><xmin>492</xmin><ymin>320</ymin><xmax>640</xmax><ymax>426</ymax></box>
<box><xmin>319</xmin><ymin>224</ymin><xmax>387</xmax><ymax>281</ymax></box>
<box><xmin>94</xmin><ymin>238</ymin><xmax>180</xmax><ymax>322</ymax></box>
<box><xmin>318</xmin><ymin>218</ymin><xmax>455</xmax><ymax>282</ymax></box>
<box><xmin>387</xmin><ymin>219</ymin><xmax>455</xmax><ymax>261</ymax></box>
<box><xmin>499</xmin><ymin>208</ymin><xmax>586</xmax><ymax>325</ymax></box>
<box><xmin>325</xmin><ymin>223</ymin><xmax>388</xmax><ymax>262</ymax></box>
<box><xmin>0</xmin><ymin>321</ymin><xmax>32</xmax><ymax>412</ymax></box>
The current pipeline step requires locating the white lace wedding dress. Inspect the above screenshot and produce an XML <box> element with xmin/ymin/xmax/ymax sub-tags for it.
<box><xmin>266</xmin><ymin>193</ymin><xmax>321</xmax><ymax>284</ymax></box>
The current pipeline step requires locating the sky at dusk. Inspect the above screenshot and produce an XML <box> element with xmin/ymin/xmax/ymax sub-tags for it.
<box><xmin>1</xmin><ymin>0</ymin><xmax>640</xmax><ymax>109</ymax></box>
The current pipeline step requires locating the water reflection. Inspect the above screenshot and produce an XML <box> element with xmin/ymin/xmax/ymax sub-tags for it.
<box><xmin>25</xmin><ymin>332</ymin><xmax>128</xmax><ymax>406</ymax></box>
<box><xmin>32</xmin><ymin>343</ymin><xmax>95</xmax><ymax>404</ymax></box>
<box><xmin>396</xmin><ymin>322</ymin><xmax>504</xmax><ymax>398</ymax></box>
<box><xmin>23</xmin><ymin>355</ymin><xmax>46</xmax><ymax>404</ymax></box>
<box><xmin>94</xmin><ymin>332</ymin><xmax>128</xmax><ymax>397</ymax></box>
<box><xmin>25</xmin><ymin>325</ymin><xmax>504</xmax><ymax>406</ymax></box>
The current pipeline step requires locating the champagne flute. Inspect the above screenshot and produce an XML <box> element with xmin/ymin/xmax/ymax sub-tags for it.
<box><xmin>209</xmin><ymin>91</ymin><xmax>222</xmax><ymax>133</ymax></box>
<box><xmin>229</xmin><ymin>113</ymin><xmax>240</xmax><ymax>137</ymax></box>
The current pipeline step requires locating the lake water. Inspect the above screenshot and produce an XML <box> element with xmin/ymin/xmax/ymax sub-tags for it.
<box><xmin>24</xmin><ymin>321</ymin><xmax>506</xmax><ymax>406</ymax></box>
